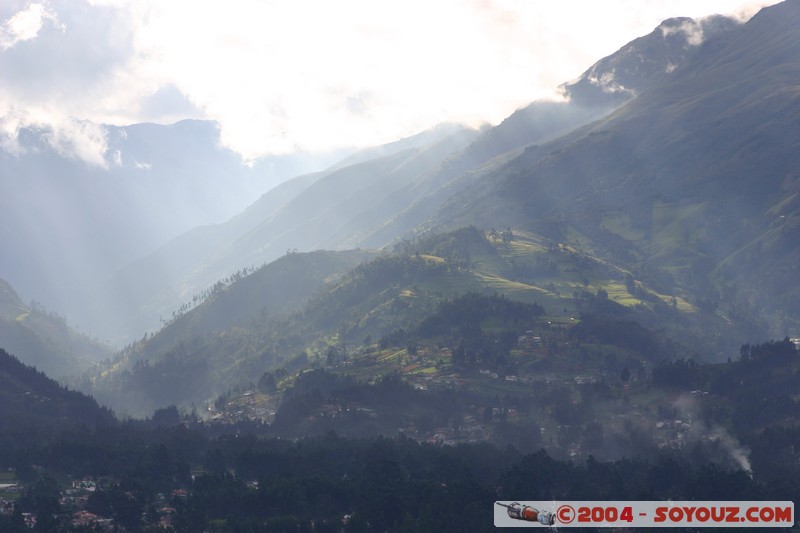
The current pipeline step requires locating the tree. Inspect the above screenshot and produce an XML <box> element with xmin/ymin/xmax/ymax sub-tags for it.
<box><xmin>258</xmin><ymin>371</ymin><xmax>277</xmax><ymax>393</ymax></box>
<box><xmin>152</xmin><ymin>405</ymin><xmax>181</xmax><ymax>427</ymax></box>
<box><xmin>19</xmin><ymin>475</ymin><xmax>61</xmax><ymax>532</ymax></box>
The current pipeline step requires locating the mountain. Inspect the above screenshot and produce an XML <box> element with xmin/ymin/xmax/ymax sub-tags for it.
<box><xmin>129</xmin><ymin>248</ymin><xmax>376</xmax><ymax>359</ymax></box>
<box><xmin>0</xmin><ymin>119</ymin><xmax>345</xmax><ymax>336</ymax></box>
<box><xmin>86</xmin><ymin>15</ymin><xmax>728</xmax><ymax>343</ymax></box>
<box><xmin>86</xmin><ymin>226</ymin><xmax>734</xmax><ymax>416</ymax></box>
<box><xmin>0</xmin><ymin>346</ymin><xmax>114</xmax><ymax>431</ymax></box>
<box><xmin>0</xmin><ymin>278</ymin><xmax>111</xmax><ymax>379</ymax></box>
<box><xmin>347</xmin><ymin>14</ymin><xmax>742</xmax><ymax>251</ymax></box>
<box><xmin>559</xmin><ymin>15</ymin><xmax>740</xmax><ymax>106</ymax></box>
<box><xmin>424</xmin><ymin>1</ymin><xmax>800</xmax><ymax>337</ymax></box>
<box><xmin>85</xmin><ymin>249</ymin><xmax>375</xmax><ymax>415</ymax></box>
<box><xmin>90</xmin><ymin>124</ymin><xmax>482</xmax><ymax>341</ymax></box>
<box><xmin>81</xmin><ymin>7</ymin><xmax>766</xmax><ymax>410</ymax></box>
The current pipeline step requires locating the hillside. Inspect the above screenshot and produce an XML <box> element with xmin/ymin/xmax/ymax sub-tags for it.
<box><xmin>0</xmin><ymin>347</ymin><xmax>114</xmax><ymax>431</ymax></box>
<box><xmin>84</xmin><ymin>249</ymin><xmax>375</xmax><ymax>415</ymax></box>
<box><xmin>426</xmin><ymin>0</ymin><xmax>800</xmax><ymax>337</ymax></box>
<box><xmin>246</xmin><ymin>325</ymin><xmax>800</xmax><ymax>472</ymax></box>
<box><xmin>86</xmin><ymin>227</ymin><xmax>736</xmax><ymax>416</ymax></box>
<box><xmin>350</xmin><ymin>14</ymin><xmax>741</xmax><ymax>251</ymax></box>
<box><xmin>0</xmin><ymin>279</ymin><xmax>111</xmax><ymax>379</ymax></box>
<box><xmin>90</xmin><ymin>124</ymin><xmax>479</xmax><ymax>341</ymax></box>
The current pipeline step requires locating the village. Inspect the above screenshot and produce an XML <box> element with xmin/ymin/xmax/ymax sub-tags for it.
<box><xmin>202</xmin><ymin>317</ymin><xmax>720</xmax><ymax>460</ymax></box>
<box><xmin>0</xmin><ymin>472</ymin><xmax>190</xmax><ymax>530</ymax></box>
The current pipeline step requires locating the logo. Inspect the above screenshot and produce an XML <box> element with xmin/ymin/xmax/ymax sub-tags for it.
<box><xmin>557</xmin><ymin>504</ymin><xmax>576</xmax><ymax>524</ymax></box>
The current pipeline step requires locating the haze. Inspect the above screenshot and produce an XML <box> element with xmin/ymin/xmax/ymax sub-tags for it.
<box><xmin>1</xmin><ymin>0</ymin><xmax>778</xmax><ymax>164</ymax></box>
<box><xmin>1</xmin><ymin>1</ymin><xmax>800</xmax><ymax>528</ymax></box>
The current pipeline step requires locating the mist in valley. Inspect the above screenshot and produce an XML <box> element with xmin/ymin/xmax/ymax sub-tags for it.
<box><xmin>1</xmin><ymin>1</ymin><xmax>799</xmax><ymax>531</ymax></box>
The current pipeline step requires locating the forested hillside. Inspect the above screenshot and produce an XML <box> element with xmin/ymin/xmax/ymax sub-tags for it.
<box><xmin>0</xmin><ymin>279</ymin><xmax>111</xmax><ymax>378</ymax></box>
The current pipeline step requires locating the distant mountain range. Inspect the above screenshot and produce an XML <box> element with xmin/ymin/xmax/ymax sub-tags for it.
<box><xmin>5</xmin><ymin>2</ymin><xmax>800</xmax><ymax>417</ymax></box>
<box><xmin>0</xmin><ymin>119</ymin><xmax>345</xmax><ymax>338</ymax></box>
<box><xmin>61</xmin><ymin>12</ymin><xmax>746</xmax><ymax>342</ymax></box>
<box><xmin>76</xmin><ymin>2</ymin><xmax>800</xmax><ymax>415</ymax></box>
<box><xmin>86</xmin><ymin>124</ymin><xmax>478</xmax><ymax>340</ymax></box>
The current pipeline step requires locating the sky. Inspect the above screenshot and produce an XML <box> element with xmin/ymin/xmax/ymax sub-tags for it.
<box><xmin>0</xmin><ymin>0</ymin><xmax>781</xmax><ymax>165</ymax></box>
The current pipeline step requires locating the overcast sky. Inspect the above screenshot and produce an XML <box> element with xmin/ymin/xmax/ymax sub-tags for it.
<box><xmin>0</xmin><ymin>0</ymin><xmax>780</xmax><ymax>164</ymax></box>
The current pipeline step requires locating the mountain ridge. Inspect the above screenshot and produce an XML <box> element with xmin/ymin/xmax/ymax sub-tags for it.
<box><xmin>87</xmin><ymin>125</ymin><xmax>483</xmax><ymax>341</ymax></box>
<box><xmin>422</xmin><ymin>0</ymin><xmax>800</xmax><ymax>335</ymax></box>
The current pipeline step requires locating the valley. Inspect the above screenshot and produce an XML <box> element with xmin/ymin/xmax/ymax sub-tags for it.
<box><xmin>1</xmin><ymin>1</ymin><xmax>799</xmax><ymax>530</ymax></box>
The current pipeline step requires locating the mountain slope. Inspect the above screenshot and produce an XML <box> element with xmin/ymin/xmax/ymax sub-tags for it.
<box><xmin>0</xmin><ymin>119</ymin><xmax>344</xmax><ymax>337</ymax></box>
<box><xmin>350</xmin><ymin>14</ymin><xmax>742</xmax><ymax>251</ymax></box>
<box><xmin>93</xmin><ymin>125</ymin><xmax>480</xmax><ymax>341</ymax></box>
<box><xmin>85</xmin><ymin>249</ymin><xmax>374</xmax><ymax>414</ymax></box>
<box><xmin>129</xmin><ymin>249</ymin><xmax>376</xmax><ymax>360</ymax></box>
<box><xmin>560</xmin><ymin>15</ymin><xmax>740</xmax><ymax>106</ymax></box>
<box><xmin>82</xmin><ymin>170</ymin><xmax>327</xmax><ymax>342</ymax></box>
<box><xmin>427</xmin><ymin>0</ymin><xmax>800</xmax><ymax>336</ymax></box>
<box><xmin>0</xmin><ymin>278</ymin><xmax>111</xmax><ymax>379</ymax></box>
<box><xmin>76</xmin><ymin>14</ymin><xmax>741</xmax><ymax>343</ymax></box>
<box><xmin>0</xmin><ymin>346</ymin><xmax>114</xmax><ymax>429</ymax></box>
<box><xmin>87</xmin><ymin>227</ymin><xmax>731</xmax><ymax>416</ymax></box>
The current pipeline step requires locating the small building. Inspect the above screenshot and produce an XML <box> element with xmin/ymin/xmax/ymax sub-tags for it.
<box><xmin>72</xmin><ymin>479</ymin><xmax>97</xmax><ymax>492</ymax></box>
<box><xmin>73</xmin><ymin>511</ymin><xmax>99</xmax><ymax>527</ymax></box>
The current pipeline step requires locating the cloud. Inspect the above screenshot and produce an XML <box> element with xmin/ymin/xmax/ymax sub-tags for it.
<box><xmin>660</xmin><ymin>19</ymin><xmax>706</xmax><ymax>46</ymax></box>
<box><xmin>0</xmin><ymin>103</ymin><xmax>111</xmax><ymax>167</ymax></box>
<box><xmin>42</xmin><ymin>118</ymin><xmax>109</xmax><ymax>167</ymax></box>
<box><xmin>0</xmin><ymin>0</ymin><xmax>784</xmax><ymax>164</ymax></box>
<box><xmin>0</xmin><ymin>3</ymin><xmax>63</xmax><ymax>50</ymax></box>
<box><xmin>0</xmin><ymin>0</ymin><xmax>138</xmax><ymax>165</ymax></box>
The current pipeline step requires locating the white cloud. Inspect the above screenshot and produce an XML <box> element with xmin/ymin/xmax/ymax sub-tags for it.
<box><xmin>0</xmin><ymin>99</ymin><xmax>111</xmax><ymax>167</ymax></box>
<box><xmin>110</xmin><ymin>148</ymin><xmax>122</xmax><ymax>166</ymax></box>
<box><xmin>660</xmin><ymin>19</ymin><xmax>706</xmax><ymax>46</ymax></box>
<box><xmin>0</xmin><ymin>3</ymin><xmax>63</xmax><ymax>50</ymax></box>
<box><xmin>47</xmin><ymin>119</ymin><xmax>110</xmax><ymax>167</ymax></box>
<box><xmin>0</xmin><ymin>0</ymin><xmax>784</xmax><ymax>164</ymax></box>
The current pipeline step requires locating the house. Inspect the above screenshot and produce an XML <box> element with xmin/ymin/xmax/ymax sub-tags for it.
<box><xmin>73</xmin><ymin>511</ymin><xmax>100</xmax><ymax>527</ymax></box>
<box><xmin>72</xmin><ymin>479</ymin><xmax>97</xmax><ymax>492</ymax></box>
